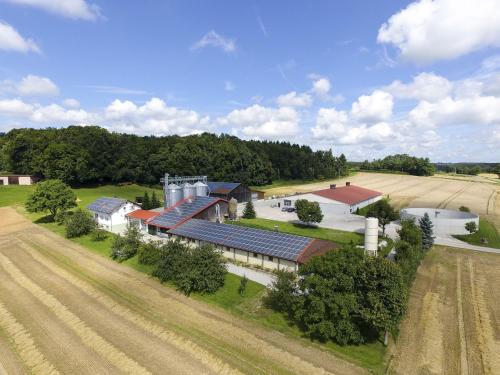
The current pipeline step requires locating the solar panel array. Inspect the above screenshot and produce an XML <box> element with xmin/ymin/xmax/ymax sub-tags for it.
<box><xmin>207</xmin><ymin>182</ymin><xmax>240</xmax><ymax>193</ymax></box>
<box><xmin>169</xmin><ymin>219</ymin><xmax>314</xmax><ymax>261</ymax></box>
<box><xmin>149</xmin><ymin>196</ymin><xmax>218</xmax><ymax>228</ymax></box>
<box><xmin>87</xmin><ymin>197</ymin><xmax>127</xmax><ymax>214</ymax></box>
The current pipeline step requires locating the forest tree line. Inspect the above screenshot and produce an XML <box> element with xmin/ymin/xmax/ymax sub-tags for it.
<box><xmin>0</xmin><ymin>126</ymin><xmax>349</xmax><ymax>186</ymax></box>
<box><xmin>353</xmin><ymin>154</ymin><xmax>436</xmax><ymax>176</ymax></box>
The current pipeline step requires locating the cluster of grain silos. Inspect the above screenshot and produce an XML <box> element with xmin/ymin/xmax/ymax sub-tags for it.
<box><xmin>165</xmin><ymin>180</ymin><xmax>209</xmax><ymax>208</ymax></box>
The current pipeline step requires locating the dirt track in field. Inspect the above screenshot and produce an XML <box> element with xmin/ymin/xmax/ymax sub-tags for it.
<box><xmin>388</xmin><ymin>246</ymin><xmax>500</xmax><ymax>374</ymax></box>
<box><xmin>0</xmin><ymin>207</ymin><xmax>365</xmax><ymax>375</ymax></box>
<box><xmin>263</xmin><ymin>172</ymin><xmax>500</xmax><ymax>228</ymax></box>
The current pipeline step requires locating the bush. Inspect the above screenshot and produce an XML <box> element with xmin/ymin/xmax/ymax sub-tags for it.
<box><xmin>238</xmin><ymin>275</ymin><xmax>248</xmax><ymax>296</ymax></box>
<box><xmin>138</xmin><ymin>241</ymin><xmax>163</xmax><ymax>265</ymax></box>
<box><xmin>65</xmin><ymin>208</ymin><xmax>95</xmax><ymax>238</ymax></box>
<box><xmin>153</xmin><ymin>240</ymin><xmax>189</xmax><ymax>282</ymax></box>
<box><xmin>264</xmin><ymin>270</ymin><xmax>298</xmax><ymax>313</ymax></box>
<box><xmin>110</xmin><ymin>224</ymin><xmax>142</xmax><ymax>262</ymax></box>
<box><xmin>459</xmin><ymin>206</ymin><xmax>470</xmax><ymax>212</ymax></box>
<box><xmin>54</xmin><ymin>210</ymin><xmax>70</xmax><ymax>224</ymax></box>
<box><xmin>91</xmin><ymin>228</ymin><xmax>108</xmax><ymax>241</ymax></box>
<box><xmin>465</xmin><ymin>221</ymin><xmax>477</xmax><ymax>234</ymax></box>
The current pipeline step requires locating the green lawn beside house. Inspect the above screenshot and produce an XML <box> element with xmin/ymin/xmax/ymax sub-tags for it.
<box><xmin>454</xmin><ymin>218</ymin><xmax>500</xmax><ymax>249</ymax></box>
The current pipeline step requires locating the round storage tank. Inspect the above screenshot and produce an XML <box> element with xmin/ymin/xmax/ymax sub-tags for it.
<box><xmin>167</xmin><ymin>183</ymin><xmax>182</xmax><ymax>207</ymax></box>
<box><xmin>194</xmin><ymin>181</ymin><xmax>208</xmax><ymax>197</ymax></box>
<box><xmin>182</xmin><ymin>183</ymin><xmax>196</xmax><ymax>199</ymax></box>
<box><xmin>400</xmin><ymin>208</ymin><xmax>479</xmax><ymax>236</ymax></box>
<box><xmin>364</xmin><ymin>217</ymin><xmax>379</xmax><ymax>256</ymax></box>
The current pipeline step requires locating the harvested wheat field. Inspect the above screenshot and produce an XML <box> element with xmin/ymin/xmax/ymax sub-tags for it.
<box><xmin>263</xmin><ymin>172</ymin><xmax>500</xmax><ymax>228</ymax></box>
<box><xmin>0</xmin><ymin>207</ymin><xmax>365</xmax><ymax>375</ymax></box>
<box><xmin>388</xmin><ymin>246</ymin><xmax>500</xmax><ymax>374</ymax></box>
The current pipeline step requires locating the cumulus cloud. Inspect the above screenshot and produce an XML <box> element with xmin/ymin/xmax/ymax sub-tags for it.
<box><xmin>385</xmin><ymin>72</ymin><xmax>452</xmax><ymax>102</ymax></box>
<box><xmin>311</xmin><ymin>77</ymin><xmax>331</xmax><ymax>97</ymax></box>
<box><xmin>351</xmin><ymin>90</ymin><xmax>393</xmax><ymax>123</ymax></box>
<box><xmin>218</xmin><ymin>104</ymin><xmax>300</xmax><ymax>140</ymax></box>
<box><xmin>5</xmin><ymin>0</ymin><xmax>102</xmax><ymax>21</ymax></box>
<box><xmin>104</xmin><ymin>97</ymin><xmax>211</xmax><ymax>135</ymax></box>
<box><xmin>1</xmin><ymin>75</ymin><xmax>59</xmax><ymax>96</ymax></box>
<box><xmin>0</xmin><ymin>21</ymin><xmax>40</xmax><ymax>53</ymax></box>
<box><xmin>377</xmin><ymin>0</ymin><xmax>500</xmax><ymax>64</ymax></box>
<box><xmin>62</xmin><ymin>98</ymin><xmax>80</xmax><ymax>108</ymax></box>
<box><xmin>276</xmin><ymin>91</ymin><xmax>312</xmax><ymax>107</ymax></box>
<box><xmin>191</xmin><ymin>30</ymin><xmax>236</xmax><ymax>53</ymax></box>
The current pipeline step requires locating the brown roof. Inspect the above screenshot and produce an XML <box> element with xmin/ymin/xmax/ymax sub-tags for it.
<box><xmin>297</xmin><ymin>239</ymin><xmax>337</xmax><ymax>264</ymax></box>
<box><xmin>312</xmin><ymin>184</ymin><xmax>381</xmax><ymax>205</ymax></box>
<box><xmin>126</xmin><ymin>210</ymin><xmax>160</xmax><ymax>220</ymax></box>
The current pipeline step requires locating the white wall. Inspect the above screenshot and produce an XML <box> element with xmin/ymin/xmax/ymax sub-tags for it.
<box><xmin>0</xmin><ymin>177</ymin><xmax>8</xmax><ymax>185</ymax></box>
<box><xmin>18</xmin><ymin>176</ymin><xmax>32</xmax><ymax>185</ymax></box>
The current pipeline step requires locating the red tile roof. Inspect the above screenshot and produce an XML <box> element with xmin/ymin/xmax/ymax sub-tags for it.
<box><xmin>297</xmin><ymin>239</ymin><xmax>337</xmax><ymax>264</ymax></box>
<box><xmin>312</xmin><ymin>184</ymin><xmax>382</xmax><ymax>205</ymax></box>
<box><xmin>126</xmin><ymin>210</ymin><xmax>160</xmax><ymax>220</ymax></box>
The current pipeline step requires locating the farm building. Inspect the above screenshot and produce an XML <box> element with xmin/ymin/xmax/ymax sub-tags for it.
<box><xmin>280</xmin><ymin>182</ymin><xmax>382</xmax><ymax>215</ymax></box>
<box><xmin>130</xmin><ymin>195</ymin><xmax>229</xmax><ymax>235</ymax></box>
<box><xmin>87</xmin><ymin>197</ymin><xmax>140</xmax><ymax>232</ymax></box>
<box><xmin>208</xmin><ymin>182</ymin><xmax>262</xmax><ymax>202</ymax></box>
<box><xmin>169</xmin><ymin>219</ymin><xmax>336</xmax><ymax>271</ymax></box>
<box><xmin>0</xmin><ymin>175</ymin><xmax>37</xmax><ymax>185</ymax></box>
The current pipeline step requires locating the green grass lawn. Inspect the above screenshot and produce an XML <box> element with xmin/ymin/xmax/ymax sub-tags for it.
<box><xmin>454</xmin><ymin>218</ymin><xmax>500</xmax><ymax>249</ymax></box>
<box><xmin>0</xmin><ymin>185</ymin><xmax>35</xmax><ymax>207</ymax></box>
<box><xmin>230</xmin><ymin>217</ymin><xmax>363</xmax><ymax>245</ymax></box>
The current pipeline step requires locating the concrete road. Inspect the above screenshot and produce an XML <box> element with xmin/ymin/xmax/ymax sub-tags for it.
<box><xmin>434</xmin><ymin>235</ymin><xmax>500</xmax><ymax>254</ymax></box>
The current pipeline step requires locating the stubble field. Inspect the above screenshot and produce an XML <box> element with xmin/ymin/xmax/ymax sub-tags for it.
<box><xmin>0</xmin><ymin>207</ymin><xmax>365</xmax><ymax>375</ymax></box>
<box><xmin>262</xmin><ymin>172</ymin><xmax>500</xmax><ymax>228</ymax></box>
<box><xmin>388</xmin><ymin>246</ymin><xmax>500</xmax><ymax>374</ymax></box>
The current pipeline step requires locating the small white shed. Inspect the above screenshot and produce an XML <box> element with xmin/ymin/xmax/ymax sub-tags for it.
<box><xmin>87</xmin><ymin>197</ymin><xmax>140</xmax><ymax>232</ymax></box>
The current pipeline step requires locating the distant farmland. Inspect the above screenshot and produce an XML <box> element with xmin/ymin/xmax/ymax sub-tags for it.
<box><xmin>261</xmin><ymin>172</ymin><xmax>500</xmax><ymax>229</ymax></box>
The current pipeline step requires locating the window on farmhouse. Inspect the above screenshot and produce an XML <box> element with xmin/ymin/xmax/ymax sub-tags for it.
<box><xmin>268</xmin><ymin>256</ymin><xmax>273</xmax><ymax>261</ymax></box>
<box><xmin>253</xmin><ymin>253</ymin><xmax>258</xmax><ymax>258</ymax></box>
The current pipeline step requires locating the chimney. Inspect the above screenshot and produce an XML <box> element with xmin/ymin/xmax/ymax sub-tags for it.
<box><xmin>274</xmin><ymin>225</ymin><xmax>279</xmax><ymax>232</ymax></box>
<box><xmin>346</xmin><ymin>181</ymin><xmax>351</xmax><ymax>186</ymax></box>
<box><xmin>330</xmin><ymin>184</ymin><xmax>336</xmax><ymax>189</ymax></box>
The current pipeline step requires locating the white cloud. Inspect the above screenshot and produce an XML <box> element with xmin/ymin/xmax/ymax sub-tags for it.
<box><xmin>218</xmin><ymin>104</ymin><xmax>300</xmax><ymax>140</ymax></box>
<box><xmin>276</xmin><ymin>91</ymin><xmax>312</xmax><ymax>107</ymax></box>
<box><xmin>385</xmin><ymin>72</ymin><xmax>452</xmax><ymax>102</ymax></box>
<box><xmin>62</xmin><ymin>98</ymin><xmax>80</xmax><ymax>108</ymax></box>
<box><xmin>5</xmin><ymin>0</ymin><xmax>102</xmax><ymax>21</ymax></box>
<box><xmin>351</xmin><ymin>90</ymin><xmax>393</xmax><ymax>123</ymax></box>
<box><xmin>0</xmin><ymin>21</ymin><xmax>40</xmax><ymax>53</ymax></box>
<box><xmin>104</xmin><ymin>97</ymin><xmax>211</xmax><ymax>135</ymax></box>
<box><xmin>191</xmin><ymin>30</ymin><xmax>236</xmax><ymax>53</ymax></box>
<box><xmin>409</xmin><ymin>96</ymin><xmax>500</xmax><ymax>128</ymax></box>
<box><xmin>377</xmin><ymin>0</ymin><xmax>500</xmax><ymax>64</ymax></box>
<box><xmin>2</xmin><ymin>75</ymin><xmax>60</xmax><ymax>96</ymax></box>
<box><xmin>311</xmin><ymin>107</ymin><xmax>396</xmax><ymax>145</ymax></box>
<box><xmin>0</xmin><ymin>98</ymin><xmax>34</xmax><ymax>116</ymax></box>
<box><xmin>311</xmin><ymin>77</ymin><xmax>331</xmax><ymax>97</ymax></box>
<box><xmin>224</xmin><ymin>81</ymin><xmax>235</xmax><ymax>91</ymax></box>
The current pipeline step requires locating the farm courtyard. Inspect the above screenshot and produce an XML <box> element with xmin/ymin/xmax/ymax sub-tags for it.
<box><xmin>0</xmin><ymin>207</ymin><xmax>364</xmax><ymax>375</ymax></box>
<box><xmin>261</xmin><ymin>172</ymin><xmax>500</xmax><ymax>229</ymax></box>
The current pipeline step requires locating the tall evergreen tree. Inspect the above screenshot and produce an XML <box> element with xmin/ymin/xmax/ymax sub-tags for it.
<box><xmin>142</xmin><ymin>191</ymin><xmax>151</xmax><ymax>210</ymax></box>
<box><xmin>419</xmin><ymin>213</ymin><xmax>434</xmax><ymax>250</ymax></box>
<box><xmin>242</xmin><ymin>200</ymin><xmax>256</xmax><ymax>219</ymax></box>
<box><xmin>151</xmin><ymin>190</ymin><xmax>160</xmax><ymax>208</ymax></box>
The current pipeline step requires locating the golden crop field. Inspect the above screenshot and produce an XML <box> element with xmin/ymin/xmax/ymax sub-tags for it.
<box><xmin>0</xmin><ymin>207</ymin><xmax>365</xmax><ymax>375</ymax></box>
<box><xmin>388</xmin><ymin>246</ymin><xmax>500</xmax><ymax>374</ymax></box>
<box><xmin>263</xmin><ymin>172</ymin><xmax>500</xmax><ymax>228</ymax></box>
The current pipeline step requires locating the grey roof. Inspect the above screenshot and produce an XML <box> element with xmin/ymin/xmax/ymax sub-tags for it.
<box><xmin>87</xmin><ymin>197</ymin><xmax>127</xmax><ymax>214</ymax></box>
<box><xmin>149</xmin><ymin>196</ymin><xmax>221</xmax><ymax>229</ymax></box>
<box><xmin>208</xmin><ymin>182</ymin><xmax>241</xmax><ymax>193</ymax></box>
<box><xmin>168</xmin><ymin>219</ymin><xmax>314</xmax><ymax>262</ymax></box>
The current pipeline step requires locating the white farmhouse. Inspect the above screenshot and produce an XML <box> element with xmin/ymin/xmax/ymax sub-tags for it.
<box><xmin>87</xmin><ymin>197</ymin><xmax>140</xmax><ymax>232</ymax></box>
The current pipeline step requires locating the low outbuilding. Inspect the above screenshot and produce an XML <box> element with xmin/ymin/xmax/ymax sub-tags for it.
<box><xmin>0</xmin><ymin>175</ymin><xmax>37</xmax><ymax>185</ymax></box>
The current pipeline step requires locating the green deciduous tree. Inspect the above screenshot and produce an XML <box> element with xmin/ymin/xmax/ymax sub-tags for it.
<box><xmin>295</xmin><ymin>199</ymin><xmax>323</xmax><ymax>226</ymax></box>
<box><xmin>138</xmin><ymin>241</ymin><xmax>162</xmax><ymax>265</ymax></box>
<box><xmin>465</xmin><ymin>221</ymin><xmax>477</xmax><ymax>234</ymax></box>
<box><xmin>242</xmin><ymin>200</ymin><xmax>256</xmax><ymax>219</ymax></box>
<box><xmin>25</xmin><ymin>179</ymin><xmax>76</xmax><ymax>219</ymax></box>
<box><xmin>264</xmin><ymin>270</ymin><xmax>298</xmax><ymax>314</ymax></box>
<box><xmin>419</xmin><ymin>213</ymin><xmax>434</xmax><ymax>250</ymax></box>
<box><xmin>366</xmin><ymin>199</ymin><xmax>398</xmax><ymax>235</ymax></box>
<box><xmin>110</xmin><ymin>224</ymin><xmax>143</xmax><ymax>262</ymax></box>
<box><xmin>153</xmin><ymin>240</ymin><xmax>188</xmax><ymax>282</ymax></box>
<box><xmin>65</xmin><ymin>208</ymin><xmax>96</xmax><ymax>238</ymax></box>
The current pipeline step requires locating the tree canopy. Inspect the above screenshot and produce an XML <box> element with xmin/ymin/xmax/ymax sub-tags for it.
<box><xmin>295</xmin><ymin>199</ymin><xmax>323</xmax><ymax>225</ymax></box>
<box><xmin>365</xmin><ymin>199</ymin><xmax>398</xmax><ymax>235</ymax></box>
<box><xmin>25</xmin><ymin>179</ymin><xmax>76</xmax><ymax>218</ymax></box>
<box><xmin>359</xmin><ymin>154</ymin><xmax>435</xmax><ymax>176</ymax></box>
<box><xmin>0</xmin><ymin>126</ymin><xmax>349</xmax><ymax>186</ymax></box>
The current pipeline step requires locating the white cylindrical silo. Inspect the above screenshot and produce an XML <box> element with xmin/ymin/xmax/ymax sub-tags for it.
<box><xmin>167</xmin><ymin>183</ymin><xmax>182</xmax><ymax>207</ymax></box>
<box><xmin>194</xmin><ymin>181</ymin><xmax>208</xmax><ymax>197</ymax></box>
<box><xmin>364</xmin><ymin>217</ymin><xmax>379</xmax><ymax>256</ymax></box>
<box><xmin>182</xmin><ymin>183</ymin><xmax>196</xmax><ymax>199</ymax></box>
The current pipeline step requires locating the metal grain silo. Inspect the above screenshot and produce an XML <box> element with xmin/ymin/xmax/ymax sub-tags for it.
<box><xmin>167</xmin><ymin>183</ymin><xmax>182</xmax><ymax>207</ymax></box>
<box><xmin>193</xmin><ymin>181</ymin><xmax>208</xmax><ymax>197</ymax></box>
<box><xmin>182</xmin><ymin>183</ymin><xmax>196</xmax><ymax>199</ymax></box>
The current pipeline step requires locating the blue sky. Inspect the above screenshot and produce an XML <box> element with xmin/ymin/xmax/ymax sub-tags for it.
<box><xmin>1</xmin><ymin>0</ymin><xmax>500</xmax><ymax>162</ymax></box>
